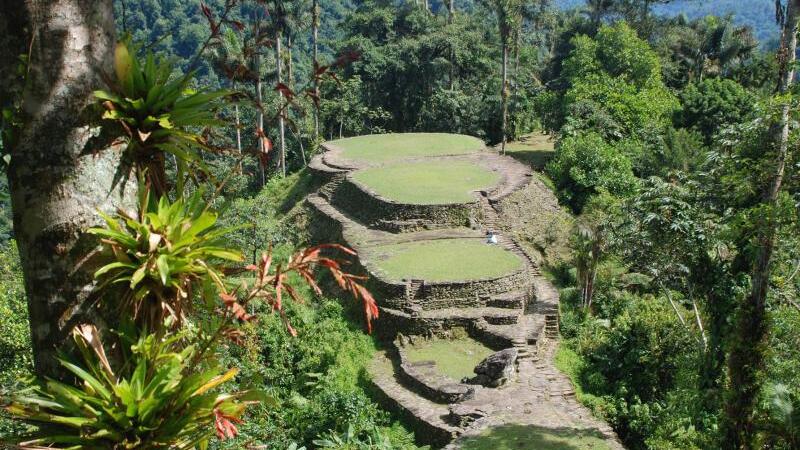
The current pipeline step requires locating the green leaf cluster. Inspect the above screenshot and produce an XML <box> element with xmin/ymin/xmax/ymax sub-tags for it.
<box><xmin>90</xmin><ymin>188</ymin><xmax>243</xmax><ymax>323</ymax></box>
<box><xmin>8</xmin><ymin>327</ymin><xmax>266</xmax><ymax>450</ymax></box>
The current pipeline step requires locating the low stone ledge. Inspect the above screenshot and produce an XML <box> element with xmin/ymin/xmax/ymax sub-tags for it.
<box><xmin>330</xmin><ymin>176</ymin><xmax>475</xmax><ymax>232</ymax></box>
<box><xmin>394</xmin><ymin>339</ymin><xmax>476</xmax><ymax>404</ymax></box>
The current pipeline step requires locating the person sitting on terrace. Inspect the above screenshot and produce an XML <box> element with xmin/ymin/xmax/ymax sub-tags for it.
<box><xmin>486</xmin><ymin>230</ymin><xmax>498</xmax><ymax>245</ymax></box>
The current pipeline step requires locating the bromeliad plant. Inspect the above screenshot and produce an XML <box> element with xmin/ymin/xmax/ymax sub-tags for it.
<box><xmin>89</xmin><ymin>187</ymin><xmax>244</xmax><ymax>328</ymax></box>
<box><xmin>8</xmin><ymin>324</ymin><xmax>266</xmax><ymax>450</ymax></box>
<box><xmin>95</xmin><ymin>40</ymin><xmax>228</xmax><ymax>196</ymax></box>
<box><xmin>7</xmin><ymin>33</ymin><xmax>378</xmax><ymax>448</ymax></box>
<box><xmin>7</xmin><ymin>190</ymin><xmax>379</xmax><ymax>448</ymax></box>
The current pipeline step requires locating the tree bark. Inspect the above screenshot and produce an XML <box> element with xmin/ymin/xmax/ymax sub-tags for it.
<box><xmin>723</xmin><ymin>1</ymin><xmax>799</xmax><ymax>448</ymax></box>
<box><xmin>276</xmin><ymin>28</ymin><xmax>286</xmax><ymax>177</ymax></box>
<box><xmin>500</xmin><ymin>39</ymin><xmax>509</xmax><ymax>154</ymax></box>
<box><xmin>255</xmin><ymin>14</ymin><xmax>266</xmax><ymax>187</ymax></box>
<box><xmin>312</xmin><ymin>0</ymin><xmax>320</xmax><ymax>140</ymax></box>
<box><xmin>4</xmin><ymin>0</ymin><xmax>135</xmax><ymax>378</ymax></box>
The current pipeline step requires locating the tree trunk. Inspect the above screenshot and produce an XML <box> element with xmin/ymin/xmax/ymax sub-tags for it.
<box><xmin>256</xmin><ymin>72</ymin><xmax>265</xmax><ymax>185</ymax></box>
<box><xmin>276</xmin><ymin>29</ymin><xmax>286</xmax><ymax>177</ymax></box>
<box><xmin>723</xmin><ymin>1</ymin><xmax>799</xmax><ymax>448</ymax></box>
<box><xmin>500</xmin><ymin>40</ymin><xmax>509</xmax><ymax>154</ymax></box>
<box><xmin>312</xmin><ymin>0</ymin><xmax>320</xmax><ymax>140</ymax></box>
<box><xmin>255</xmin><ymin>12</ymin><xmax>266</xmax><ymax>187</ymax></box>
<box><xmin>4</xmin><ymin>0</ymin><xmax>136</xmax><ymax>378</ymax></box>
<box><xmin>286</xmin><ymin>34</ymin><xmax>294</xmax><ymax>89</ymax></box>
<box><xmin>447</xmin><ymin>0</ymin><xmax>456</xmax><ymax>90</ymax></box>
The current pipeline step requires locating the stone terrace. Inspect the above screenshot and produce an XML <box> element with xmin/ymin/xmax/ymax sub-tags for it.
<box><xmin>305</xmin><ymin>133</ymin><xmax>622</xmax><ymax>449</ymax></box>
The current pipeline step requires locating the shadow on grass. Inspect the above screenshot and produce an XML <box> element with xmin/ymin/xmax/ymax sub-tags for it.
<box><xmin>459</xmin><ymin>424</ymin><xmax>612</xmax><ymax>450</ymax></box>
<box><xmin>505</xmin><ymin>149</ymin><xmax>555</xmax><ymax>171</ymax></box>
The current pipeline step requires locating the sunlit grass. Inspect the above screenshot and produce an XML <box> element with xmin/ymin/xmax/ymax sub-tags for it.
<box><xmin>459</xmin><ymin>424</ymin><xmax>613</xmax><ymax>450</ymax></box>
<box><xmin>329</xmin><ymin>133</ymin><xmax>484</xmax><ymax>163</ymax></box>
<box><xmin>404</xmin><ymin>336</ymin><xmax>494</xmax><ymax>380</ymax></box>
<box><xmin>352</xmin><ymin>160</ymin><xmax>500</xmax><ymax>204</ymax></box>
<box><xmin>372</xmin><ymin>238</ymin><xmax>523</xmax><ymax>282</ymax></box>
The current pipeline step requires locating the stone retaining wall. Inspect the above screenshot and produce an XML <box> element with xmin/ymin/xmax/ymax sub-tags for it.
<box><xmin>394</xmin><ymin>341</ymin><xmax>475</xmax><ymax>404</ymax></box>
<box><xmin>330</xmin><ymin>176</ymin><xmax>476</xmax><ymax>232</ymax></box>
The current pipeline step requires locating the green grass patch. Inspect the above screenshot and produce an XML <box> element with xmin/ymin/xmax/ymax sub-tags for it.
<box><xmin>553</xmin><ymin>343</ymin><xmax>609</xmax><ymax>418</ymax></box>
<box><xmin>459</xmin><ymin>424</ymin><xmax>613</xmax><ymax>450</ymax></box>
<box><xmin>505</xmin><ymin>132</ymin><xmax>556</xmax><ymax>170</ymax></box>
<box><xmin>371</xmin><ymin>238</ymin><xmax>523</xmax><ymax>282</ymax></box>
<box><xmin>330</xmin><ymin>133</ymin><xmax>484</xmax><ymax>163</ymax></box>
<box><xmin>352</xmin><ymin>160</ymin><xmax>500</xmax><ymax>204</ymax></box>
<box><xmin>404</xmin><ymin>336</ymin><xmax>494</xmax><ymax>380</ymax></box>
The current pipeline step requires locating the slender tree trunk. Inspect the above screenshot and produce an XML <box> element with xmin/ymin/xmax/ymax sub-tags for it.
<box><xmin>312</xmin><ymin>0</ymin><xmax>320</xmax><ymax>140</ymax></box>
<box><xmin>255</xmin><ymin>13</ymin><xmax>266</xmax><ymax>187</ymax></box>
<box><xmin>286</xmin><ymin>34</ymin><xmax>294</xmax><ymax>89</ymax></box>
<box><xmin>256</xmin><ymin>65</ymin><xmax>265</xmax><ymax>186</ymax></box>
<box><xmin>501</xmin><ymin>39</ymin><xmax>509</xmax><ymax>154</ymax></box>
<box><xmin>723</xmin><ymin>1</ymin><xmax>799</xmax><ymax>448</ymax></box>
<box><xmin>3</xmin><ymin>0</ymin><xmax>136</xmax><ymax>378</ymax></box>
<box><xmin>235</xmin><ymin>103</ymin><xmax>243</xmax><ymax>156</ymax></box>
<box><xmin>276</xmin><ymin>29</ymin><xmax>286</xmax><ymax>177</ymax></box>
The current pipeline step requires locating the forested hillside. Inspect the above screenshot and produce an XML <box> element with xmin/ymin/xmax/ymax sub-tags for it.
<box><xmin>0</xmin><ymin>1</ymin><xmax>798</xmax><ymax>449</ymax></box>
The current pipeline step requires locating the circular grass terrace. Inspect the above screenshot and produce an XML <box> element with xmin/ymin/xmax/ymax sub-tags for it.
<box><xmin>351</xmin><ymin>160</ymin><xmax>500</xmax><ymax>204</ymax></box>
<box><xmin>328</xmin><ymin>133</ymin><xmax>484</xmax><ymax>164</ymax></box>
<box><xmin>404</xmin><ymin>336</ymin><xmax>494</xmax><ymax>381</ymax></box>
<box><xmin>370</xmin><ymin>238</ymin><xmax>524</xmax><ymax>282</ymax></box>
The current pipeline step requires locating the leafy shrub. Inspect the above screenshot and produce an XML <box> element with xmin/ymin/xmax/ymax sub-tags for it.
<box><xmin>0</xmin><ymin>241</ymin><xmax>32</xmax><ymax>440</ymax></box>
<box><xmin>8</xmin><ymin>325</ymin><xmax>263</xmax><ymax>449</ymax></box>
<box><xmin>546</xmin><ymin>132</ymin><xmax>638</xmax><ymax>212</ymax></box>
<box><xmin>678</xmin><ymin>78</ymin><xmax>756</xmax><ymax>143</ymax></box>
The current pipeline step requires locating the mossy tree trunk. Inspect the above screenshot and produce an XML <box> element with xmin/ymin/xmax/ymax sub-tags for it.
<box><xmin>1</xmin><ymin>0</ymin><xmax>135</xmax><ymax>378</ymax></box>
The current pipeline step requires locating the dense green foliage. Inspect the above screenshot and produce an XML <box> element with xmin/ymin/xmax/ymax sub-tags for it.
<box><xmin>2</xmin><ymin>1</ymin><xmax>799</xmax><ymax>449</ymax></box>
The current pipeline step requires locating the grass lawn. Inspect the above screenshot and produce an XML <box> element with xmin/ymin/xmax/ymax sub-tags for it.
<box><xmin>372</xmin><ymin>238</ymin><xmax>523</xmax><ymax>282</ymax></box>
<box><xmin>352</xmin><ymin>160</ymin><xmax>500</xmax><ymax>204</ymax></box>
<box><xmin>504</xmin><ymin>132</ymin><xmax>556</xmax><ymax>170</ymax></box>
<box><xmin>459</xmin><ymin>424</ymin><xmax>613</xmax><ymax>450</ymax></box>
<box><xmin>404</xmin><ymin>336</ymin><xmax>494</xmax><ymax>380</ymax></box>
<box><xmin>329</xmin><ymin>133</ymin><xmax>484</xmax><ymax>163</ymax></box>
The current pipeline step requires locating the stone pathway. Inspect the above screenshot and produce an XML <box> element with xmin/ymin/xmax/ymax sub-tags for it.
<box><xmin>445</xmin><ymin>342</ymin><xmax>624</xmax><ymax>449</ymax></box>
<box><xmin>307</xmin><ymin>136</ymin><xmax>623</xmax><ymax>449</ymax></box>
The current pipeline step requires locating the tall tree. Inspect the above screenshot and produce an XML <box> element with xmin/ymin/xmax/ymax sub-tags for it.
<box><xmin>484</xmin><ymin>0</ymin><xmax>522</xmax><ymax>153</ymax></box>
<box><xmin>312</xmin><ymin>0</ymin><xmax>320</xmax><ymax>139</ymax></box>
<box><xmin>0</xmin><ymin>0</ymin><xmax>135</xmax><ymax>377</ymax></box>
<box><xmin>723</xmin><ymin>1</ymin><xmax>800</xmax><ymax>448</ymax></box>
<box><xmin>269</xmin><ymin>0</ymin><xmax>288</xmax><ymax>177</ymax></box>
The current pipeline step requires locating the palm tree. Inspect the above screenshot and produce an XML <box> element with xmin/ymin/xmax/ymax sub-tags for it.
<box><xmin>210</xmin><ymin>29</ymin><xmax>247</xmax><ymax>159</ymax></box>
<box><xmin>312</xmin><ymin>0</ymin><xmax>321</xmax><ymax>139</ymax></box>
<box><xmin>266</xmin><ymin>0</ymin><xmax>289</xmax><ymax>177</ymax></box>
<box><xmin>676</xmin><ymin>18</ymin><xmax>757</xmax><ymax>82</ymax></box>
<box><xmin>483</xmin><ymin>0</ymin><xmax>522</xmax><ymax>154</ymax></box>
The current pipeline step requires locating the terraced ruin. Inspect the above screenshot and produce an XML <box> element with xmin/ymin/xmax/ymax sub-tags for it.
<box><xmin>306</xmin><ymin>133</ymin><xmax>623</xmax><ymax>449</ymax></box>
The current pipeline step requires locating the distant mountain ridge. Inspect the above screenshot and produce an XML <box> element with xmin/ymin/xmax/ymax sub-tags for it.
<box><xmin>555</xmin><ymin>0</ymin><xmax>780</xmax><ymax>46</ymax></box>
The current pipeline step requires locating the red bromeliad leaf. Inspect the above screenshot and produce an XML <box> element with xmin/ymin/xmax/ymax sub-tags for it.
<box><xmin>273</xmin><ymin>266</ymin><xmax>283</xmax><ymax>311</ymax></box>
<box><xmin>214</xmin><ymin>409</ymin><xmax>242</xmax><ymax>439</ymax></box>
<box><xmin>275</xmin><ymin>82</ymin><xmax>295</xmax><ymax>101</ymax></box>
<box><xmin>220</xmin><ymin>292</ymin><xmax>254</xmax><ymax>322</ymax></box>
<box><xmin>200</xmin><ymin>3</ymin><xmax>219</xmax><ymax>36</ymax></box>
<box><xmin>307</xmin><ymin>89</ymin><xmax>321</xmax><ymax>108</ymax></box>
<box><xmin>228</xmin><ymin>19</ymin><xmax>245</xmax><ymax>31</ymax></box>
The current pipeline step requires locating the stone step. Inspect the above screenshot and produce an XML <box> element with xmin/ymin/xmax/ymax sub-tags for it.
<box><xmin>485</xmin><ymin>289</ymin><xmax>528</xmax><ymax>309</ymax></box>
<box><xmin>368</xmin><ymin>352</ymin><xmax>461</xmax><ymax>447</ymax></box>
<box><xmin>418</xmin><ymin>306</ymin><xmax>523</xmax><ymax>322</ymax></box>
